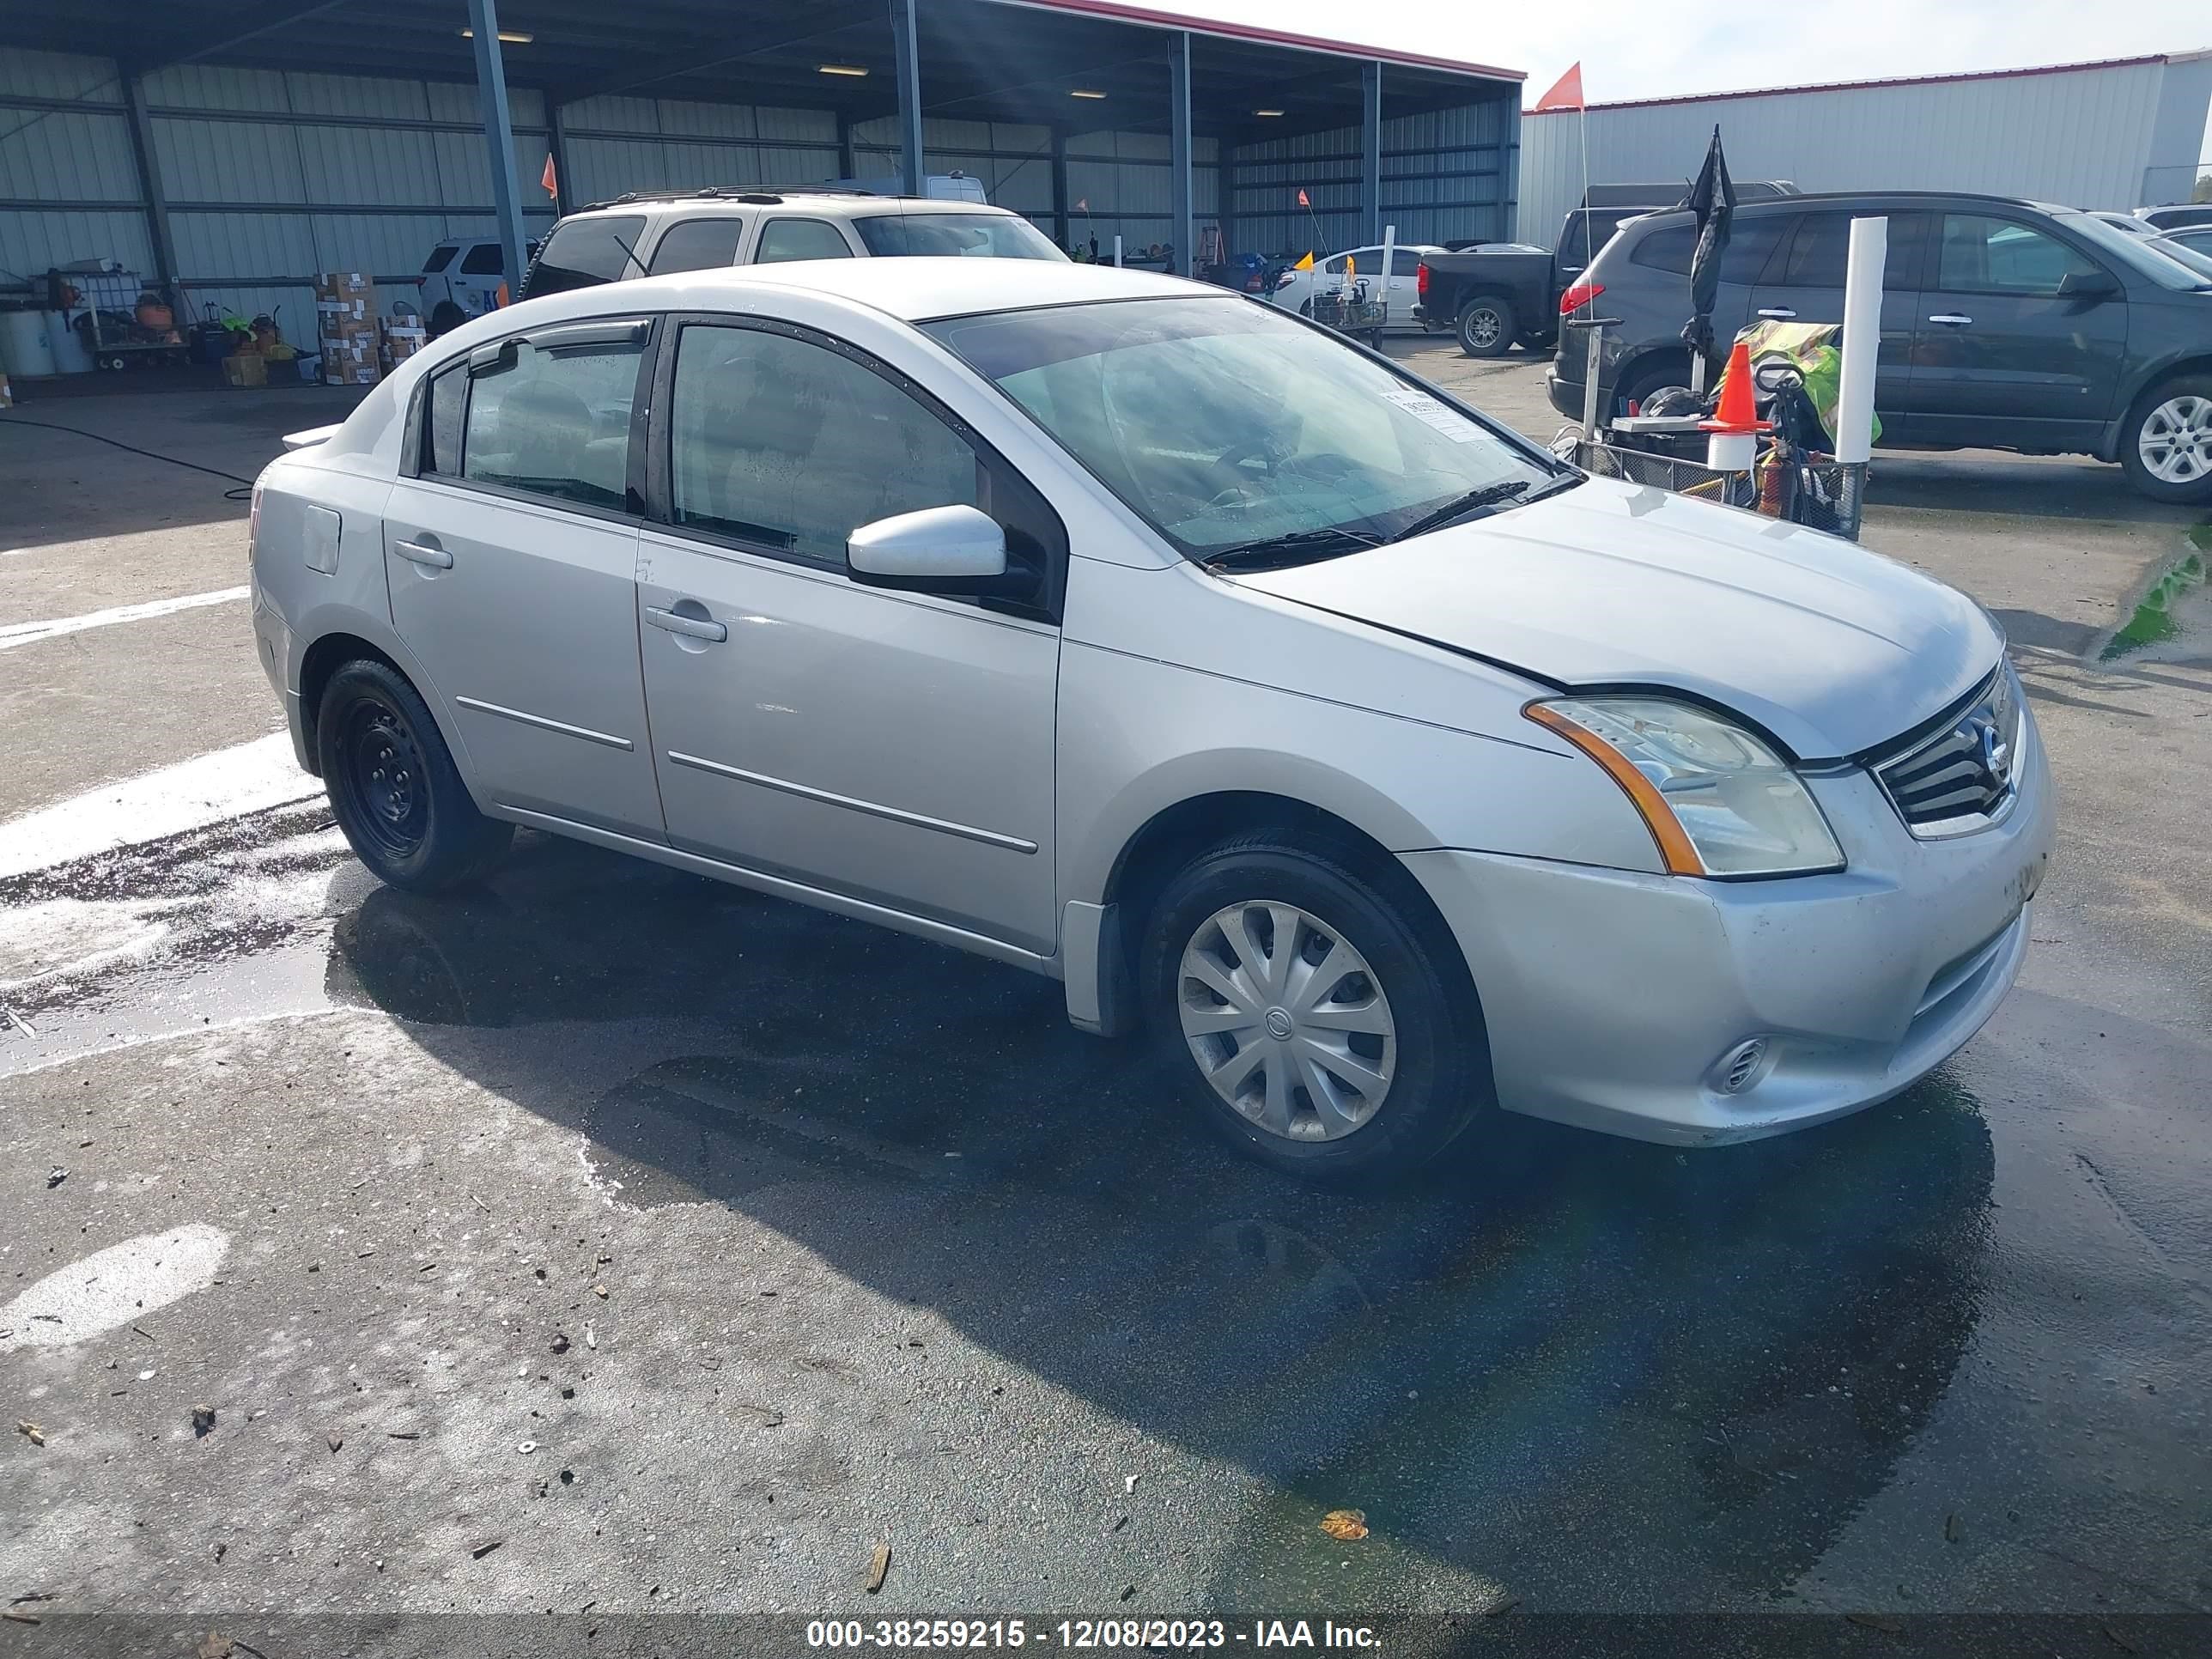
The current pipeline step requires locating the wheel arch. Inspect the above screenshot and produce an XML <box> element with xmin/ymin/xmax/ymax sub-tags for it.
<box><xmin>293</xmin><ymin>618</ymin><xmax>481</xmax><ymax>801</ymax></box>
<box><xmin>2100</xmin><ymin>354</ymin><xmax>2212</xmax><ymax>463</ymax></box>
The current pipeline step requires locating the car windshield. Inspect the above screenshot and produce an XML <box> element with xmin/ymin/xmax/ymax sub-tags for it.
<box><xmin>926</xmin><ymin>296</ymin><xmax>1560</xmax><ymax>560</ymax></box>
<box><xmin>2062</xmin><ymin>211</ymin><xmax>2212</xmax><ymax>290</ymax></box>
<box><xmin>854</xmin><ymin>213</ymin><xmax>1066</xmax><ymax>260</ymax></box>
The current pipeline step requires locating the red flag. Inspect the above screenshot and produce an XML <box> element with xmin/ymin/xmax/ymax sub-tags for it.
<box><xmin>1075</xmin><ymin>197</ymin><xmax>1088</xmax><ymax>211</ymax></box>
<box><xmin>540</xmin><ymin>153</ymin><xmax>558</xmax><ymax>198</ymax></box>
<box><xmin>1534</xmin><ymin>62</ymin><xmax>1583</xmax><ymax>112</ymax></box>
<box><xmin>1296</xmin><ymin>187</ymin><xmax>1310</xmax><ymax>208</ymax></box>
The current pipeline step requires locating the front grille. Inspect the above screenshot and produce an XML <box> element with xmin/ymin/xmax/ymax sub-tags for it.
<box><xmin>1869</xmin><ymin>666</ymin><xmax>2023</xmax><ymax>836</ymax></box>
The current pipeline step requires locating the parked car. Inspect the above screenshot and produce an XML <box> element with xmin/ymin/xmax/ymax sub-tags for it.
<box><xmin>2140</xmin><ymin>205</ymin><xmax>2212</xmax><ymax>233</ymax></box>
<box><xmin>1415</xmin><ymin>185</ymin><xmax>1802</xmax><ymax>358</ymax></box>
<box><xmin>420</xmin><ymin>236</ymin><xmax>538</xmax><ymax>336</ymax></box>
<box><xmin>1268</xmin><ymin>243</ymin><xmax>1440</xmax><ymax>331</ymax></box>
<box><xmin>2086</xmin><ymin>210</ymin><xmax>2160</xmax><ymax>239</ymax></box>
<box><xmin>517</xmin><ymin>186</ymin><xmax>1064</xmax><ymax>305</ymax></box>
<box><xmin>1548</xmin><ymin>191</ymin><xmax>2212</xmax><ymax>502</ymax></box>
<box><xmin>251</xmin><ymin>259</ymin><xmax>2051</xmax><ymax>1181</ymax></box>
<box><xmin>2157</xmin><ymin>226</ymin><xmax>2212</xmax><ymax>262</ymax></box>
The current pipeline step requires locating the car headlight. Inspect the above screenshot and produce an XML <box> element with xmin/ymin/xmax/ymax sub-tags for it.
<box><xmin>1525</xmin><ymin>696</ymin><xmax>1844</xmax><ymax>878</ymax></box>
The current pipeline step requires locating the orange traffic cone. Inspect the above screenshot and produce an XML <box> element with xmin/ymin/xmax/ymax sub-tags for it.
<box><xmin>1699</xmin><ymin>339</ymin><xmax>1772</xmax><ymax>435</ymax></box>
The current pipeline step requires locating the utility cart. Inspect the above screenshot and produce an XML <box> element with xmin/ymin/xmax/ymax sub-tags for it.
<box><xmin>46</xmin><ymin>269</ymin><xmax>187</xmax><ymax>371</ymax></box>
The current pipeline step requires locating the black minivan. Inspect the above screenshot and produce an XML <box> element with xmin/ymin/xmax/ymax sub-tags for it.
<box><xmin>1547</xmin><ymin>191</ymin><xmax>2212</xmax><ymax>503</ymax></box>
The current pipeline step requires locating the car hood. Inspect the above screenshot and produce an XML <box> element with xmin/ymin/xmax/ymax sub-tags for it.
<box><xmin>1232</xmin><ymin>476</ymin><xmax>2000</xmax><ymax>758</ymax></box>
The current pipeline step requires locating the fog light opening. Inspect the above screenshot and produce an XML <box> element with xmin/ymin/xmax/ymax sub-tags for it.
<box><xmin>1713</xmin><ymin>1038</ymin><xmax>1770</xmax><ymax>1096</ymax></box>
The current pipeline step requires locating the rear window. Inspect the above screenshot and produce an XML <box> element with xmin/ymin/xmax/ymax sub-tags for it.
<box><xmin>459</xmin><ymin>243</ymin><xmax>506</xmax><ymax>276</ymax></box>
<box><xmin>421</xmin><ymin>245</ymin><xmax>458</xmax><ymax>274</ymax></box>
<box><xmin>523</xmin><ymin>216</ymin><xmax>647</xmax><ymax>297</ymax></box>
<box><xmin>647</xmin><ymin>217</ymin><xmax>747</xmax><ymax>276</ymax></box>
<box><xmin>852</xmin><ymin>213</ymin><xmax>1066</xmax><ymax>260</ymax></box>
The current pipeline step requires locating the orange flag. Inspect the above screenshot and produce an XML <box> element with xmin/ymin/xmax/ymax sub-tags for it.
<box><xmin>1296</xmin><ymin>187</ymin><xmax>1310</xmax><ymax>208</ymax></box>
<box><xmin>1534</xmin><ymin>62</ymin><xmax>1583</xmax><ymax>112</ymax></box>
<box><xmin>540</xmin><ymin>153</ymin><xmax>558</xmax><ymax>198</ymax></box>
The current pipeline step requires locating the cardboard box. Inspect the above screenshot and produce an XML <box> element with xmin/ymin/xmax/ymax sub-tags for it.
<box><xmin>222</xmin><ymin>353</ymin><xmax>268</xmax><ymax>389</ymax></box>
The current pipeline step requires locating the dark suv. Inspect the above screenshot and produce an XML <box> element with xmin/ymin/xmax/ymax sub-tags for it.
<box><xmin>1547</xmin><ymin>191</ymin><xmax>2212</xmax><ymax>502</ymax></box>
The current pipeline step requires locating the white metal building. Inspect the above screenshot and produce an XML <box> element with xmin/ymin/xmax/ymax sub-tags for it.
<box><xmin>1518</xmin><ymin>52</ymin><xmax>2212</xmax><ymax>247</ymax></box>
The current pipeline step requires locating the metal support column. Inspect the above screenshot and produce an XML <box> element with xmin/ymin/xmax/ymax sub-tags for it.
<box><xmin>545</xmin><ymin>99</ymin><xmax>571</xmax><ymax>216</ymax></box>
<box><xmin>122</xmin><ymin>72</ymin><xmax>179</xmax><ymax>294</ymax></box>
<box><xmin>1168</xmin><ymin>31</ymin><xmax>1193</xmax><ymax>275</ymax></box>
<box><xmin>1363</xmin><ymin>60</ymin><xmax>1382</xmax><ymax>245</ymax></box>
<box><xmin>836</xmin><ymin>113</ymin><xmax>859</xmax><ymax>184</ymax></box>
<box><xmin>1049</xmin><ymin>126</ymin><xmax>1071</xmax><ymax>250</ymax></box>
<box><xmin>891</xmin><ymin>0</ymin><xmax>923</xmax><ymax>196</ymax></box>
<box><xmin>467</xmin><ymin>0</ymin><xmax>530</xmax><ymax>299</ymax></box>
<box><xmin>1499</xmin><ymin>93</ymin><xmax>1520</xmax><ymax>241</ymax></box>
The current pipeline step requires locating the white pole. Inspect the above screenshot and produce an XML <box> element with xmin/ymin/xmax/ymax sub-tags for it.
<box><xmin>1379</xmin><ymin>221</ymin><xmax>1395</xmax><ymax>331</ymax></box>
<box><xmin>1834</xmin><ymin>216</ymin><xmax>1886</xmax><ymax>464</ymax></box>
<box><xmin>1113</xmin><ymin>234</ymin><xmax>1122</xmax><ymax>269</ymax></box>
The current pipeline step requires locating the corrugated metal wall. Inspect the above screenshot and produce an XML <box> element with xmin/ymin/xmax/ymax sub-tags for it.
<box><xmin>561</xmin><ymin>94</ymin><xmax>840</xmax><ymax>207</ymax></box>
<box><xmin>1229</xmin><ymin>99</ymin><xmax>1515</xmax><ymax>258</ymax></box>
<box><xmin>1517</xmin><ymin>58</ymin><xmax>2205</xmax><ymax>250</ymax></box>
<box><xmin>0</xmin><ymin>48</ymin><xmax>152</xmax><ymax>293</ymax></box>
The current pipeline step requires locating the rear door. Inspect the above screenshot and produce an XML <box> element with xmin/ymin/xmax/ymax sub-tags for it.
<box><xmin>1747</xmin><ymin>209</ymin><xmax>1929</xmax><ymax>434</ymax></box>
<box><xmin>1910</xmin><ymin>211</ymin><xmax>2129</xmax><ymax>450</ymax></box>
<box><xmin>1382</xmin><ymin>247</ymin><xmax>1422</xmax><ymax>326</ymax></box>
<box><xmin>381</xmin><ymin>318</ymin><xmax>665</xmax><ymax>841</ymax></box>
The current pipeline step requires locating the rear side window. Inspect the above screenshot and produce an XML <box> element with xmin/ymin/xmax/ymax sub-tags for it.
<box><xmin>422</xmin><ymin>246</ymin><xmax>458</xmax><ymax>274</ymax></box>
<box><xmin>647</xmin><ymin>217</ymin><xmax>747</xmax><ymax>276</ymax></box>
<box><xmin>459</xmin><ymin>243</ymin><xmax>506</xmax><ymax>276</ymax></box>
<box><xmin>463</xmin><ymin>335</ymin><xmax>647</xmax><ymax>512</ymax></box>
<box><xmin>1628</xmin><ymin>227</ymin><xmax>1696</xmax><ymax>275</ymax></box>
<box><xmin>525</xmin><ymin>216</ymin><xmax>647</xmax><ymax>296</ymax></box>
<box><xmin>755</xmin><ymin>219</ymin><xmax>854</xmax><ymax>264</ymax></box>
<box><xmin>1769</xmin><ymin>212</ymin><xmax>1928</xmax><ymax>289</ymax></box>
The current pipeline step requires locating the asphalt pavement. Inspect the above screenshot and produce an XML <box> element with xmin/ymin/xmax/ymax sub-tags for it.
<box><xmin>2</xmin><ymin>349</ymin><xmax>2209</xmax><ymax>1646</ymax></box>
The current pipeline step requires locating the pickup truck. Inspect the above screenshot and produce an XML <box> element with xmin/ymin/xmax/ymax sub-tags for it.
<box><xmin>1416</xmin><ymin>184</ymin><xmax>1801</xmax><ymax>357</ymax></box>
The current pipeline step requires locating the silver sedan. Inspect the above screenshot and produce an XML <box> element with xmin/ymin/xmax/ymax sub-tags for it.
<box><xmin>248</xmin><ymin>258</ymin><xmax>2052</xmax><ymax>1181</ymax></box>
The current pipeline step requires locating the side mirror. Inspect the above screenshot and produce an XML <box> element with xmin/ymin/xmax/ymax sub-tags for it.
<box><xmin>2056</xmin><ymin>268</ymin><xmax>2119</xmax><ymax>301</ymax></box>
<box><xmin>847</xmin><ymin>504</ymin><xmax>1025</xmax><ymax>596</ymax></box>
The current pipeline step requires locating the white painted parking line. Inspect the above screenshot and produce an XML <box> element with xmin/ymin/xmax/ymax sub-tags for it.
<box><xmin>0</xmin><ymin>584</ymin><xmax>250</xmax><ymax>651</ymax></box>
<box><xmin>0</xmin><ymin>732</ymin><xmax>319</xmax><ymax>881</ymax></box>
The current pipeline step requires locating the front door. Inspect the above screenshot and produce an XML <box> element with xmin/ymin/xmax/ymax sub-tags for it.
<box><xmin>1910</xmin><ymin>211</ymin><xmax>2130</xmax><ymax>451</ymax></box>
<box><xmin>635</xmin><ymin>318</ymin><xmax>1061</xmax><ymax>954</ymax></box>
<box><xmin>382</xmin><ymin>319</ymin><xmax>664</xmax><ymax>840</ymax></box>
<box><xmin>1746</xmin><ymin>210</ymin><xmax>1929</xmax><ymax>437</ymax></box>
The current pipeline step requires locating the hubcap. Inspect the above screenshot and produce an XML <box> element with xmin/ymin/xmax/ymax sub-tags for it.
<box><xmin>1466</xmin><ymin>308</ymin><xmax>1501</xmax><ymax>347</ymax></box>
<box><xmin>2140</xmin><ymin>394</ymin><xmax>2212</xmax><ymax>484</ymax></box>
<box><xmin>343</xmin><ymin>700</ymin><xmax>429</xmax><ymax>861</ymax></box>
<box><xmin>1176</xmin><ymin>901</ymin><xmax>1397</xmax><ymax>1142</ymax></box>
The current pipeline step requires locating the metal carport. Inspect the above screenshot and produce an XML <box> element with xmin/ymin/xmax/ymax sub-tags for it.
<box><xmin>0</xmin><ymin>0</ymin><xmax>1521</xmax><ymax>325</ymax></box>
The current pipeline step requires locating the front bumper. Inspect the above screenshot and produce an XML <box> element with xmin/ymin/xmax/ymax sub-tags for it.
<box><xmin>1401</xmin><ymin>711</ymin><xmax>2056</xmax><ymax>1146</ymax></box>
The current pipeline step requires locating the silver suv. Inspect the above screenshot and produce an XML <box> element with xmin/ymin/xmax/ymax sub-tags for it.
<box><xmin>519</xmin><ymin>186</ymin><xmax>1064</xmax><ymax>302</ymax></box>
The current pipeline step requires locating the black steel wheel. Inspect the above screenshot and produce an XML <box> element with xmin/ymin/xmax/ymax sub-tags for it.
<box><xmin>317</xmin><ymin>659</ymin><xmax>513</xmax><ymax>892</ymax></box>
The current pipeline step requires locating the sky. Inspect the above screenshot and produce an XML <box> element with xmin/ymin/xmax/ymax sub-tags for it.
<box><xmin>1168</xmin><ymin>0</ymin><xmax>2212</xmax><ymax>173</ymax></box>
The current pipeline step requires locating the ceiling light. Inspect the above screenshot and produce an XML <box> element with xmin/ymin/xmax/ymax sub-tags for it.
<box><xmin>817</xmin><ymin>64</ymin><xmax>870</xmax><ymax>76</ymax></box>
<box><xmin>1070</xmin><ymin>88</ymin><xmax>1107</xmax><ymax>99</ymax></box>
<box><xmin>459</xmin><ymin>28</ymin><xmax>533</xmax><ymax>43</ymax></box>
<box><xmin>1255</xmin><ymin>108</ymin><xmax>1285</xmax><ymax>117</ymax></box>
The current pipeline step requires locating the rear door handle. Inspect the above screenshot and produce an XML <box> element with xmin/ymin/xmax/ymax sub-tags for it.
<box><xmin>644</xmin><ymin>605</ymin><xmax>727</xmax><ymax>643</ymax></box>
<box><xmin>1757</xmin><ymin>307</ymin><xmax>1796</xmax><ymax>319</ymax></box>
<box><xmin>1928</xmin><ymin>313</ymin><xmax>1972</xmax><ymax>326</ymax></box>
<box><xmin>392</xmin><ymin>538</ymin><xmax>453</xmax><ymax>568</ymax></box>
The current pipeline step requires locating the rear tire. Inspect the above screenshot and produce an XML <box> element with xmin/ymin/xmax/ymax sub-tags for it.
<box><xmin>317</xmin><ymin>659</ymin><xmax>512</xmax><ymax>893</ymax></box>
<box><xmin>1456</xmin><ymin>295</ymin><xmax>1516</xmax><ymax>358</ymax></box>
<box><xmin>1614</xmin><ymin>352</ymin><xmax>1694</xmax><ymax>416</ymax></box>
<box><xmin>2118</xmin><ymin>374</ymin><xmax>2212</xmax><ymax>504</ymax></box>
<box><xmin>1140</xmin><ymin>834</ymin><xmax>1492</xmax><ymax>1184</ymax></box>
<box><xmin>428</xmin><ymin>301</ymin><xmax>469</xmax><ymax>338</ymax></box>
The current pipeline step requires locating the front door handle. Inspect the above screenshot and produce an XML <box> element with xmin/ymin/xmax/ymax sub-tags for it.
<box><xmin>1757</xmin><ymin>307</ymin><xmax>1796</xmax><ymax>319</ymax></box>
<box><xmin>1928</xmin><ymin>313</ymin><xmax>1972</xmax><ymax>326</ymax></box>
<box><xmin>392</xmin><ymin>538</ymin><xmax>453</xmax><ymax>568</ymax></box>
<box><xmin>644</xmin><ymin>605</ymin><xmax>727</xmax><ymax>643</ymax></box>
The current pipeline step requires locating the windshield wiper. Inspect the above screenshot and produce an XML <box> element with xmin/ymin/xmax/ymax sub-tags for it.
<box><xmin>1386</xmin><ymin>471</ymin><xmax>1581</xmax><ymax>544</ymax></box>
<box><xmin>1204</xmin><ymin>526</ymin><xmax>1381</xmax><ymax>572</ymax></box>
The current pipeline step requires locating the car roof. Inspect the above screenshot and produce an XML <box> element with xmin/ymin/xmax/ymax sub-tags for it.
<box><xmin>1621</xmin><ymin>191</ymin><xmax>2089</xmax><ymax>233</ymax></box>
<box><xmin>565</xmin><ymin>187</ymin><xmax>1026</xmax><ymax>221</ymax></box>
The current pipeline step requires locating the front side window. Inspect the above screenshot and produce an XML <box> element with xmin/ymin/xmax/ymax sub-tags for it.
<box><xmin>422</xmin><ymin>245</ymin><xmax>458</xmax><ymax>274</ymax></box>
<box><xmin>754</xmin><ymin>219</ymin><xmax>855</xmax><ymax>264</ymax></box>
<box><xmin>648</xmin><ymin>217</ymin><xmax>748</xmax><ymax>276</ymax></box>
<box><xmin>462</xmin><ymin>335</ymin><xmax>647</xmax><ymax>511</ymax></box>
<box><xmin>459</xmin><ymin>242</ymin><xmax>506</xmax><ymax>276</ymax></box>
<box><xmin>852</xmin><ymin>214</ymin><xmax>1066</xmax><ymax>260</ymax></box>
<box><xmin>928</xmin><ymin>295</ymin><xmax>1558</xmax><ymax>560</ymax></box>
<box><xmin>667</xmin><ymin>324</ymin><xmax>978</xmax><ymax>562</ymax></box>
<box><xmin>525</xmin><ymin>216</ymin><xmax>646</xmax><ymax>296</ymax></box>
<box><xmin>1938</xmin><ymin>216</ymin><xmax>2100</xmax><ymax>295</ymax></box>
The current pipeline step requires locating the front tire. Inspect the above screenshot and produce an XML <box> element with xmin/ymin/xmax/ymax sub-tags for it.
<box><xmin>1141</xmin><ymin>835</ymin><xmax>1492</xmax><ymax>1182</ymax></box>
<box><xmin>2118</xmin><ymin>375</ymin><xmax>2212</xmax><ymax>504</ymax></box>
<box><xmin>317</xmin><ymin>659</ymin><xmax>512</xmax><ymax>892</ymax></box>
<box><xmin>1456</xmin><ymin>295</ymin><xmax>1516</xmax><ymax>358</ymax></box>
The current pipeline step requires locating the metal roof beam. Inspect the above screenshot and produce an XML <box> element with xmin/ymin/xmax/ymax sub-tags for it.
<box><xmin>555</xmin><ymin>3</ymin><xmax>881</xmax><ymax>104</ymax></box>
<box><xmin>128</xmin><ymin>0</ymin><xmax>353</xmax><ymax>73</ymax></box>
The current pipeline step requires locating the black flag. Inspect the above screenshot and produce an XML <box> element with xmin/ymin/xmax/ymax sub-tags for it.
<box><xmin>1680</xmin><ymin>125</ymin><xmax>1736</xmax><ymax>366</ymax></box>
